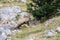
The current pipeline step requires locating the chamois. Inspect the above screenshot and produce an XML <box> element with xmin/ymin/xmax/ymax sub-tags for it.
<box><xmin>16</xmin><ymin>15</ymin><xmax>30</xmax><ymax>29</ymax></box>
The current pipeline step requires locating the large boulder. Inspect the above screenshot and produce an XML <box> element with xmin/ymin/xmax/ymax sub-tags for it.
<box><xmin>46</xmin><ymin>30</ymin><xmax>57</xmax><ymax>38</ymax></box>
<box><xmin>0</xmin><ymin>5</ymin><xmax>32</xmax><ymax>40</ymax></box>
<box><xmin>56</xmin><ymin>27</ymin><xmax>60</xmax><ymax>32</ymax></box>
<box><xmin>20</xmin><ymin>12</ymin><xmax>29</xmax><ymax>18</ymax></box>
<box><xmin>2</xmin><ymin>21</ymin><xmax>17</xmax><ymax>29</ymax></box>
<box><xmin>0</xmin><ymin>27</ymin><xmax>7</xmax><ymax>40</ymax></box>
<box><xmin>3</xmin><ymin>27</ymin><xmax>11</xmax><ymax>35</ymax></box>
<box><xmin>0</xmin><ymin>6</ymin><xmax>21</xmax><ymax>22</ymax></box>
<box><xmin>21</xmin><ymin>0</ymin><xmax>26</xmax><ymax>3</ymax></box>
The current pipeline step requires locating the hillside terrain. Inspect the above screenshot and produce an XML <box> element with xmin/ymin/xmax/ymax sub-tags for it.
<box><xmin>0</xmin><ymin>0</ymin><xmax>60</xmax><ymax>40</ymax></box>
<box><xmin>11</xmin><ymin>16</ymin><xmax>60</xmax><ymax>40</ymax></box>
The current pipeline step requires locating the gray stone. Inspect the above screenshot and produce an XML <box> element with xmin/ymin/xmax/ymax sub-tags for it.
<box><xmin>0</xmin><ymin>5</ymin><xmax>32</xmax><ymax>40</ymax></box>
<box><xmin>0</xmin><ymin>27</ymin><xmax>7</xmax><ymax>40</ymax></box>
<box><xmin>11</xmin><ymin>29</ymin><xmax>21</xmax><ymax>34</ymax></box>
<box><xmin>21</xmin><ymin>0</ymin><xmax>26</xmax><ymax>3</ymax></box>
<box><xmin>0</xmin><ymin>6</ymin><xmax>21</xmax><ymax>22</ymax></box>
<box><xmin>20</xmin><ymin>12</ymin><xmax>29</xmax><ymax>18</ymax></box>
<box><xmin>0</xmin><ymin>4</ymin><xmax>3</xmax><ymax>7</ymax></box>
<box><xmin>2</xmin><ymin>21</ymin><xmax>17</xmax><ymax>29</ymax></box>
<box><xmin>28</xmin><ymin>35</ymin><xmax>34</xmax><ymax>40</ymax></box>
<box><xmin>56</xmin><ymin>27</ymin><xmax>60</xmax><ymax>32</ymax></box>
<box><xmin>3</xmin><ymin>27</ymin><xmax>11</xmax><ymax>35</ymax></box>
<box><xmin>6</xmin><ymin>36</ymin><xmax>11</xmax><ymax>40</ymax></box>
<box><xmin>12</xmin><ymin>30</ymin><xmax>18</xmax><ymax>34</ymax></box>
<box><xmin>2</xmin><ymin>23</ymin><xmax>10</xmax><ymax>29</ymax></box>
<box><xmin>11</xmin><ymin>6</ymin><xmax>21</xmax><ymax>13</ymax></box>
<box><xmin>44</xmin><ymin>18</ymin><xmax>56</xmax><ymax>26</ymax></box>
<box><xmin>8</xmin><ymin>21</ymin><xmax>17</xmax><ymax>28</ymax></box>
<box><xmin>46</xmin><ymin>30</ymin><xmax>57</xmax><ymax>37</ymax></box>
<box><xmin>11</xmin><ymin>0</ymin><xmax>15</xmax><ymax>2</ymax></box>
<box><xmin>0</xmin><ymin>26</ymin><xmax>11</xmax><ymax>35</ymax></box>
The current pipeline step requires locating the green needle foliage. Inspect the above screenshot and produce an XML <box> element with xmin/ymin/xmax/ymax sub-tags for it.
<box><xmin>27</xmin><ymin>0</ymin><xmax>60</xmax><ymax>21</ymax></box>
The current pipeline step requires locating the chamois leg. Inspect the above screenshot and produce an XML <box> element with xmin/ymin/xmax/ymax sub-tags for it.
<box><xmin>16</xmin><ymin>21</ymin><xmax>29</xmax><ymax>29</ymax></box>
<box><xmin>16</xmin><ymin>22</ymin><xmax>26</xmax><ymax>29</ymax></box>
<box><xmin>16</xmin><ymin>24</ymin><xmax>23</xmax><ymax>29</ymax></box>
<box><xmin>26</xmin><ymin>21</ymin><xmax>29</xmax><ymax>26</ymax></box>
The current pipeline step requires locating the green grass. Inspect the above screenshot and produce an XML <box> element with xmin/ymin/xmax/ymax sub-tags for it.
<box><xmin>0</xmin><ymin>0</ymin><xmax>32</xmax><ymax>11</ymax></box>
<box><xmin>0</xmin><ymin>0</ymin><xmax>60</xmax><ymax>40</ymax></box>
<box><xmin>11</xmin><ymin>16</ymin><xmax>60</xmax><ymax>40</ymax></box>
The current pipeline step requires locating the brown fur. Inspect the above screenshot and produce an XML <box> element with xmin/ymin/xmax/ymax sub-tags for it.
<box><xmin>16</xmin><ymin>17</ymin><xmax>30</xmax><ymax>29</ymax></box>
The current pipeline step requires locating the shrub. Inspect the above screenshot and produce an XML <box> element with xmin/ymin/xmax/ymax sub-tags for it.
<box><xmin>27</xmin><ymin>0</ymin><xmax>60</xmax><ymax>20</ymax></box>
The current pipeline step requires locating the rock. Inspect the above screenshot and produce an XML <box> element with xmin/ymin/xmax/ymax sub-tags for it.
<box><xmin>0</xmin><ymin>5</ymin><xmax>32</xmax><ymax>40</ymax></box>
<box><xmin>28</xmin><ymin>35</ymin><xmax>35</xmax><ymax>40</ymax></box>
<box><xmin>18</xmin><ymin>12</ymin><xmax>29</xmax><ymax>19</ymax></box>
<box><xmin>2</xmin><ymin>21</ymin><xmax>17</xmax><ymax>29</ymax></box>
<box><xmin>44</xmin><ymin>18</ymin><xmax>56</xmax><ymax>26</ymax></box>
<box><xmin>0</xmin><ymin>26</ymin><xmax>11</xmax><ymax>35</ymax></box>
<box><xmin>11</xmin><ymin>29</ymin><xmax>21</xmax><ymax>34</ymax></box>
<box><xmin>0</xmin><ymin>6</ymin><xmax>21</xmax><ymax>22</ymax></box>
<box><xmin>44</xmin><ymin>22</ymin><xmax>49</xmax><ymax>26</ymax></box>
<box><xmin>8</xmin><ymin>21</ymin><xmax>17</xmax><ymax>28</ymax></box>
<box><xmin>0</xmin><ymin>4</ymin><xmax>3</xmax><ymax>7</ymax></box>
<box><xmin>0</xmin><ymin>27</ymin><xmax>7</xmax><ymax>40</ymax></box>
<box><xmin>12</xmin><ymin>30</ymin><xmax>18</xmax><ymax>34</ymax></box>
<box><xmin>21</xmin><ymin>0</ymin><xmax>26</xmax><ymax>3</ymax></box>
<box><xmin>46</xmin><ymin>30</ymin><xmax>57</xmax><ymax>38</ymax></box>
<box><xmin>11</xmin><ymin>0</ymin><xmax>14</xmax><ymax>1</ymax></box>
<box><xmin>6</xmin><ymin>36</ymin><xmax>11</xmax><ymax>40</ymax></box>
<box><xmin>49</xmin><ymin>18</ymin><xmax>56</xmax><ymax>23</ymax></box>
<box><xmin>20</xmin><ymin>12</ymin><xmax>29</xmax><ymax>18</ymax></box>
<box><xmin>11</xmin><ymin>6</ymin><xmax>21</xmax><ymax>13</ymax></box>
<box><xmin>29</xmin><ymin>38</ymin><xmax>34</xmax><ymax>40</ymax></box>
<box><xmin>56</xmin><ymin>27</ymin><xmax>60</xmax><ymax>32</ymax></box>
<box><xmin>16</xmin><ymin>12</ymin><xmax>29</xmax><ymax>20</ymax></box>
<box><xmin>3</xmin><ymin>27</ymin><xmax>11</xmax><ymax>35</ymax></box>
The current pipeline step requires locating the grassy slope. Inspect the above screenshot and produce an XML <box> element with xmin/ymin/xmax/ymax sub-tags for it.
<box><xmin>0</xmin><ymin>0</ymin><xmax>60</xmax><ymax>40</ymax></box>
<box><xmin>11</xmin><ymin>16</ymin><xmax>60</xmax><ymax>40</ymax></box>
<box><xmin>0</xmin><ymin>0</ymin><xmax>31</xmax><ymax>11</ymax></box>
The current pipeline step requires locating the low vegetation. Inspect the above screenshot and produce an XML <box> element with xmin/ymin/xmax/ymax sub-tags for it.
<box><xmin>11</xmin><ymin>16</ymin><xmax>60</xmax><ymax>40</ymax></box>
<box><xmin>27</xmin><ymin>0</ymin><xmax>60</xmax><ymax>21</ymax></box>
<box><xmin>0</xmin><ymin>0</ymin><xmax>60</xmax><ymax>40</ymax></box>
